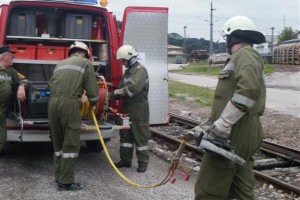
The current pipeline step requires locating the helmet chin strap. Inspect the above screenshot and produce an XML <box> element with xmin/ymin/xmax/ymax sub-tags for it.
<box><xmin>226</xmin><ymin>34</ymin><xmax>253</xmax><ymax>54</ymax></box>
<box><xmin>128</xmin><ymin>56</ymin><xmax>138</xmax><ymax>66</ymax></box>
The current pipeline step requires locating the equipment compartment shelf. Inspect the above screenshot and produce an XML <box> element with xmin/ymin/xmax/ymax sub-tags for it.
<box><xmin>6</xmin><ymin>36</ymin><xmax>106</xmax><ymax>43</ymax></box>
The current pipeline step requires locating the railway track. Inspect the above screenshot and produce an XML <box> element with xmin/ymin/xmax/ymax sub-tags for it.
<box><xmin>150</xmin><ymin>112</ymin><xmax>300</xmax><ymax>195</ymax></box>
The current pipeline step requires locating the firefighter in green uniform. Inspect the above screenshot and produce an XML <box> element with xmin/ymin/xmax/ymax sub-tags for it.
<box><xmin>112</xmin><ymin>45</ymin><xmax>150</xmax><ymax>173</ymax></box>
<box><xmin>194</xmin><ymin>16</ymin><xmax>266</xmax><ymax>199</ymax></box>
<box><xmin>48</xmin><ymin>41</ymin><xmax>98</xmax><ymax>191</ymax></box>
<box><xmin>0</xmin><ymin>45</ymin><xmax>27</xmax><ymax>154</ymax></box>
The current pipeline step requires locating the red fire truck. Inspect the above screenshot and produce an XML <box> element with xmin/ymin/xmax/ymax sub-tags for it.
<box><xmin>0</xmin><ymin>0</ymin><xmax>169</xmax><ymax>151</ymax></box>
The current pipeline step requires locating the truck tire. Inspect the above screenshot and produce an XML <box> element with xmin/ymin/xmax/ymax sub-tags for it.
<box><xmin>86</xmin><ymin>139</ymin><xmax>110</xmax><ymax>152</ymax></box>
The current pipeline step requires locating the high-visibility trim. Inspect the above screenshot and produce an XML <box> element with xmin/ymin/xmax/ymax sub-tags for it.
<box><xmin>0</xmin><ymin>75</ymin><xmax>11</xmax><ymax>81</ymax></box>
<box><xmin>120</xmin><ymin>143</ymin><xmax>133</xmax><ymax>148</ymax></box>
<box><xmin>54</xmin><ymin>65</ymin><xmax>85</xmax><ymax>74</ymax></box>
<box><xmin>123</xmin><ymin>77</ymin><xmax>133</xmax><ymax>83</ymax></box>
<box><xmin>232</xmin><ymin>93</ymin><xmax>256</xmax><ymax>108</ymax></box>
<box><xmin>62</xmin><ymin>153</ymin><xmax>79</xmax><ymax>158</ymax></box>
<box><xmin>54</xmin><ymin>150</ymin><xmax>62</xmax><ymax>157</ymax></box>
<box><xmin>137</xmin><ymin>145</ymin><xmax>148</xmax><ymax>151</ymax></box>
<box><xmin>224</xmin><ymin>63</ymin><xmax>235</xmax><ymax>71</ymax></box>
<box><xmin>125</xmin><ymin>87</ymin><xmax>133</xmax><ymax>97</ymax></box>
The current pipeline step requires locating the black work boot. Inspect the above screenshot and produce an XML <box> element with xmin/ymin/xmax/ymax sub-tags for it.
<box><xmin>57</xmin><ymin>182</ymin><xmax>82</xmax><ymax>191</ymax></box>
<box><xmin>114</xmin><ymin>160</ymin><xmax>131</xmax><ymax>168</ymax></box>
<box><xmin>137</xmin><ymin>164</ymin><xmax>147</xmax><ymax>173</ymax></box>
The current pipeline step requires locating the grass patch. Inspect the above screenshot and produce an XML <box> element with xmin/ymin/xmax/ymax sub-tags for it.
<box><xmin>170</xmin><ymin>62</ymin><xmax>275</xmax><ymax>76</ymax></box>
<box><xmin>264</xmin><ymin>64</ymin><xmax>274</xmax><ymax>76</ymax></box>
<box><xmin>169</xmin><ymin>62</ymin><xmax>222</xmax><ymax>76</ymax></box>
<box><xmin>169</xmin><ymin>80</ymin><xmax>214</xmax><ymax>106</ymax></box>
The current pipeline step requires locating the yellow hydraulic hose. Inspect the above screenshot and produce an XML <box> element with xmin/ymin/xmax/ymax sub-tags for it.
<box><xmin>91</xmin><ymin>112</ymin><xmax>172</xmax><ymax>188</ymax></box>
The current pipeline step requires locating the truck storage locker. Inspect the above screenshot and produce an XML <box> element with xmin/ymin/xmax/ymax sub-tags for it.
<box><xmin>63</xmin><ymin>13</ymin><xmax>92</xmax><ymax>39</ymax></box>
<box><xmin>8</xmin><ymin>11</ymin><xmax>36</xmax><ymax>36</ymax></box>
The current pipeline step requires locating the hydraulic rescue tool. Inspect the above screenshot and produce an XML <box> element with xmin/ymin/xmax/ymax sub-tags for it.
<box><xmin>185</xmin><ymin>130</ymin><xmax>246</xmax><ymax>166</ymax></box>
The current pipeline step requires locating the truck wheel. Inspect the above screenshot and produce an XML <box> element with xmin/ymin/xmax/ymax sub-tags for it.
<box><xmin>86</xmin><ymin>139</ymin><xmax>110</xmax><ymax>153</ymax></box>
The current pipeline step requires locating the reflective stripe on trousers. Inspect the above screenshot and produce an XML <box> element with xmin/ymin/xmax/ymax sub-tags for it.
<box><xmin>54</xmin><ymin>150</ymin><xmax>79</xmax><ymax>158</ymax></box>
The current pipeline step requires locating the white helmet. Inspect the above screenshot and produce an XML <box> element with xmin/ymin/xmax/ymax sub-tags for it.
<box><xmin>221</xmin><ymin>16</ymin><xmax>266</xmax><ymax>44</ymax></box>
<box><xmin>68</xmin><ymin>41</ymin><xmax>90</xmax><ymax>59</ymax></box>
<box><xmin>116</xmin><ymin>45</ymin><xmax>138</xmax><ymax>61</ymax></box>
<box><xmin>222</xmin><ymin>16</ymin><xmax>257</xmax><ymax>35</ymax></box>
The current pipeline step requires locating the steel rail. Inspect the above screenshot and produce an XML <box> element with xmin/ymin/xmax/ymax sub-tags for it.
<box><xmin>169</xmin><ymin>112</ymin><xmax>300</xmax><ymax>164</ymax></box>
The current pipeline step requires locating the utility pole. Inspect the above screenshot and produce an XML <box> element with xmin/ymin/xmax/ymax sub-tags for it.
<box><xmin>209</xmin><ymin>2</ymin><xmax>216</xmax><ymax>55</ymax></box>
<box><xmin>270</xmin><ymin>27</ymin><xmax>275</xmax><ymax>60</ymax></box>
<box><xmin>183</xmin><ymin>25</ymin><xmax>187</xmax><ymax>54</ymax></box>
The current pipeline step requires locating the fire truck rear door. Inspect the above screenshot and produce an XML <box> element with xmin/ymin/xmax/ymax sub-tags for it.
<box><xmin>120</xmin><ymin>7</ymin><xmax>169</xmax><ymax>125</ymax></box>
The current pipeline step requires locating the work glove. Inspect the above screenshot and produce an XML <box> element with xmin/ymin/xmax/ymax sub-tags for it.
<box><xmin>208</xmin><ymin>101</ymin><xmax>245</xmax><ymax>139</ymax></box>
<box><xmin>182</xmin><ymin>119</ymin><xmax>211</xmax><ymax>144</ymax></box>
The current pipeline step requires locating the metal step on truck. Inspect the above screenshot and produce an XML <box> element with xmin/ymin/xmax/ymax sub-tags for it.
<box><xmin>0</xmin><ymin>0</ymin><xmax>169</xmax><ymax>151</ymax></box>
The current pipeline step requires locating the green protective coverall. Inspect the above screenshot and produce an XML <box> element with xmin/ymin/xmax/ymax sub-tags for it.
<box><xmin>116</xmin><ymin>62</ymin><xmax>150</xmax><ymax>166</ymax></box>
<box><xmin>48</xmin><ymin>54</ymin><xmax>98</xmax><ymax>184</ymax></box>
<box><xmin>0</xmin><ymin>67</ymin><xmax>26</xmax><ymax>151</ymax></box>
<box><xmin>195</xmin><ymin>45</ymin><xmax>266</xmax><ymax>200</ymax></box>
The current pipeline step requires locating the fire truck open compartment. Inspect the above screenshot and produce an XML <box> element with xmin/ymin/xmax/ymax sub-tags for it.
<box><xmin>5</xmin><ymin>5</ymin><xmax>111</xmax><ymax>118</ymax></box>
<box><xmin>6</xmin><ymin>6</ymin><xmax>109</xmax><ymax>63</ymax></box>
<box><xmin>1</xmin><ymin>1</ymin><xmax>169</xmax><ymax>146</ymax></box>
<box><xmin>2</xmin><ymin>2</ymin><xmax>120</xmax><ymax>146</ymax></box>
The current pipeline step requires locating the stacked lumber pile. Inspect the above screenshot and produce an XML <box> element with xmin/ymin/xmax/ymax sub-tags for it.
<box><xmin>208</xmin><ymin>53</ymin><xmax>228</xmax><ymax>65</ymax></box>
<box><xmin>273</xmin><ymin>44</ymin><xmax>300</xmax><ymax>65</ymax></box>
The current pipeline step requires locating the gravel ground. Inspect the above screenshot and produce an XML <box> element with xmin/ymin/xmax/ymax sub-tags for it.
<box><xmin>0</xmin><ymin>140</ymin><xmax>196</xmax><ymax>200</ymax></box>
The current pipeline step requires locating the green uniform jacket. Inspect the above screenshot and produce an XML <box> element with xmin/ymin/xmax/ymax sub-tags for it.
<box><xmin>117</xmin><ymin>62</ymin><xmax>149</xmax><ymax>125</ymax></box>
<box><xmin>211</xmin><ymin>44</ymin><xmax>266</xmax><ymax>159</ymax></box>
<box><xmin>0</xmin><ymin>66</ymin><xmax>27</xmax><ymax>151</ymax></box>
<box><xmin>195</xmin><ymin>45</ymin><xmax>266</xmax><ymax>199</ymax></box>
<box><xmin>49</xmin><ymin>54</ymin><xmax>99</xmax><ymax>105</ymax></box>
<box><xmin>0</xmin><ymin>67</ymin><xmax>26</xmax><ymax>103</ymax></box>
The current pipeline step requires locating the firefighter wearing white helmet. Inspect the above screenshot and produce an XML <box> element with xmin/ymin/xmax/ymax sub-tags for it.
<box><xmin>194</xmin><ymin>16</ymin><xmax>266</xmax><ymax>199</ymax></box>
<box><xmin>112</xmin><ymin>45</ymin><xmax>150</xmax><ymax>173</ymax></box>
<box><xmin>49</xmin><ymin>41</ymin><xmax>98</xmax><ymax>191</ymax></box>
<box><xmin>221</xmin><ymin>15</ymin><xmax>266</xmax><ymax>53</ymax></box>
<box><xmin>68</xmin><ymin>41</ymin><xmax>90</xmax><ymax>59</ymax></box>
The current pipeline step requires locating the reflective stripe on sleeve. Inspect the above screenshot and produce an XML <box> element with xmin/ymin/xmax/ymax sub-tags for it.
<box><xmin>123</xmin><ymin>77</ymin><xmax>133</xmax><ymax>83</ymax></box>
<box><xmin>224</xmin><ymin>63</ymin><xmax>235</xmax><ymax>71</ymax></box>
<box><xmin>125</xmin><ymin>87</ymin><xmax>133</xmax><ymax>97</ymax></box>
<box><xmin>54</xmin><ymin>65</ymin><xmax>85</xmax><ymax>74</ymax></box>
<box><xmin>232</xmin><ymin>93</ymin><xmax>256</xmax><ymax>108</ymax></box>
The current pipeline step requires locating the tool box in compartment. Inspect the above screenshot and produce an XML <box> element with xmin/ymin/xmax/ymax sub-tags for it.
<box><xmin>8</xmin><ymin>11</ymin><xmax>36</xmax><ymax>36</ymax></box>
<box><xmin>8</xmin><ymin>44</ymin><xmax>36</xmax><ymax>60</ymax></box>
<box><xmin>37</xmin><ymin>46</ymin><xmax>65</xmax><ymax>61</ymax></box>
<box><xmin>63</xmin><ymin>13</ymin><xmax>92</xmax><ymax>39</ymax></box>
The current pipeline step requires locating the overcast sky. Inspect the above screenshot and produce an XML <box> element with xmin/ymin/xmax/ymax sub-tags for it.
<box><xmin>108</xmin><ymin>0</ymin><xmax>299</xmax><ymax>42</ymax></box>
